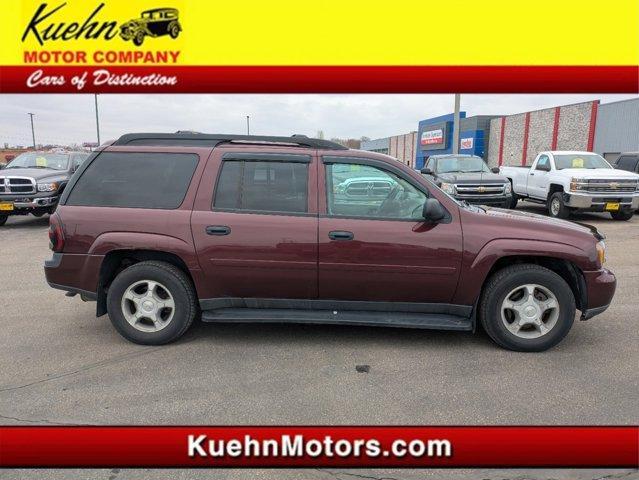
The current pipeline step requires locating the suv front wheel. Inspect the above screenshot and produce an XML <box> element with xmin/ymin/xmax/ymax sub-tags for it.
<box><xmin>107</xmin><ymin>261</ymin><xmax>198</xmax><ymax>345</ymax></box>
<box><xmin>479</xmin><ymin>264</ymin><xmax>576</xmax><ymax>352</ymax></box>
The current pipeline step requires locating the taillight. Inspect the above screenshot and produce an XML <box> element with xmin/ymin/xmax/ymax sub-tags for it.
<box><xmin>48</xmin><ymin>213</ymin><xmax>65</xmax><ymax>252</ymax></box>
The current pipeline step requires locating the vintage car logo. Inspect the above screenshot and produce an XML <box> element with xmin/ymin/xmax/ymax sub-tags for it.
<box><xmin>119</xmin><ymin>8</ymin><xmax>181</xmax><ymax>46</ymax></box>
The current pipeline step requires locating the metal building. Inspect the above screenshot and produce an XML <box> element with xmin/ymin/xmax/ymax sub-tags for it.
<box><xmin>593</xmin><ymin>98</ymin><xmax>639</xmax><ymax>162</ymax></box>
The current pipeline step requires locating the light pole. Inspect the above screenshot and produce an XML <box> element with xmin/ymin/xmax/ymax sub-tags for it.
<box><xmin>452</xmin><ymin>94</ymin><xmax>461</xmax><ymax>155</ymax></box>
<box><xmin>94</xmin><ymin>94</ymin><xmax>101</xmax><ymax>145</ymax></box>
<box><xmin>246</xmin><ymin>115</ymin><xmax>250</xmax><ymax>135</ymax></box>
<box><xmin>27</xmin><ymin>113</ymin><xmax>36</xmax><ymax>149</ymax></box>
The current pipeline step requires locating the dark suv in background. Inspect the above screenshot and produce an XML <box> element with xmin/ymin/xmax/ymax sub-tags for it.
<box><xmin>44</xmin><ymin>133</ymin><xmax>616</xmax><ymax>352</ymax></box>
<box><xmin>0</xmin><ymin>151</ymin><xmax>89</xmax><ymax>225</ymax></box>
<box><xmin>420</xmin><ymin>154</ymin><xmax>513</xmax><ymax>208</ymax></box>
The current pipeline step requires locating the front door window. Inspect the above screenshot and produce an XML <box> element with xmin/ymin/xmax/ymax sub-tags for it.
<box><xmin>325</xmin><ymin>163</ymin><xmax>426</xmax><ymax>220</ymax></box>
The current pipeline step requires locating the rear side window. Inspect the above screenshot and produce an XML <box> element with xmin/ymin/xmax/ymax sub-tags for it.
<box><xmin>214</xmin><ymin>160</ymin><xmax>308</xmax><ymax>213</ymax></box>
<box><xmin>66</xmin><ymin>152</ymin><xmax>198</xmax><ymax>209</ymax></box>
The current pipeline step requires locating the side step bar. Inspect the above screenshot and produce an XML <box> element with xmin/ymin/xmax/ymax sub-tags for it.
<box><xmin>201</xmin><ymin>308</ymin><xmax>473</xmax><ymax>331</ymax></box>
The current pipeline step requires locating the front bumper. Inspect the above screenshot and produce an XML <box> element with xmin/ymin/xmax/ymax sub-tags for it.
<box><xmin>581</xmin><ymin>268</ymin><xmax>617</xmax><ymax>320</ymax></box>
<box><xmin>0</xmin><ymin>194</ymin><xmax>58</xmax><ymax>213</ymax></box>
<box><xmin>564</xmin><ymin>192</ymin><xmax>639</xmax><ymax>210</ymax></box>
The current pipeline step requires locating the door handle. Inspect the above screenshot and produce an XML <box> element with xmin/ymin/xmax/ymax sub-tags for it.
<box><xmin>206</xmin><ymin>225</ymin><xmax>231</xmax><ymax>236</ymax></box>
<box><xmin>328</xmin><ymin>230</ymin><xmax>354</xmax><ymax>241</ymax></box>
<box><xmin>530</xmin><ymin>173</ymin><xmax>535</xmax><ymax>176</ymax></box>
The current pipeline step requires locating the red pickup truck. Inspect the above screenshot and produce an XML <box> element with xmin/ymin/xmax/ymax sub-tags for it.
<box><xmin>44</xmin><ymin>133</ymin><xmax>616</xmax><ymax>351</ymax></box>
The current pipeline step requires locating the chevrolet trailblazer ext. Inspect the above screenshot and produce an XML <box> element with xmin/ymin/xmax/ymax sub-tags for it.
<box><xmin>44</xmin><ymin>133</ymin><xmax>617</xmax><ymax>351</ymax></box>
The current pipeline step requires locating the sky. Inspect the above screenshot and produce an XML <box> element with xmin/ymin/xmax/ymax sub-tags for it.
<box><xmin>0</xmin><ymin>93</ymin><xmax>637</xmax><ymax>147</ymax></box>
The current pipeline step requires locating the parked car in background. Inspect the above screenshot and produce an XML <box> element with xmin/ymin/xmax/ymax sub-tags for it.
<box><xmin>613</xmin><ymin>152</ymin><xmax>639</xmax><ymax>174</ymax></box>
<box><xmin>500</xmin><ymin>151</ymin><xmax>639</xmax><ymax>220</ymax></box>
<box><xmin>0</xmin><ymin>151</ymin><xmax>89</xmax><ymax>226</ymax></box>
<box><xmin>44</xmin><ymin>133</ymin><xmax>616</xmax><ymax>352</ymax></box>
<box><xmin>420</xmin><ymin>154</ymin><xmax>513</xmax><ymax>208</ymax></box>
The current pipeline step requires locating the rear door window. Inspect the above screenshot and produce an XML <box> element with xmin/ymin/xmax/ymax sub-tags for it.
<box><xmin>214</xmin><ymin>160</ymin><xmax>308</xmax><ymax>213</ymax></box>
<box><xmin>66</xmin><ymin>152</ymin><xmax>198</xmax><ymax>209</ymax></box>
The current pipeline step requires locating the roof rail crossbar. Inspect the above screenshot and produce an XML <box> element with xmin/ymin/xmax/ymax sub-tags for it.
<box><xmin>113</xmin><ymin>133</ymin><xmax>348</xmax><ymax>150</ymax></box>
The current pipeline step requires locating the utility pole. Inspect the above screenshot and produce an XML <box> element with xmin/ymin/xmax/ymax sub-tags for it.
<box><xmin>27</xmin><ymin>113</ymin><xmax>36</xmax><ymax>149</ymax></box>
<box><xmin>94</xmin><ymin>94</ymin><xmax>101</xmax><ymax>145</ymax></box>
<box><xmin>246</xmin><ymin>115</ymin><xmax>250</xmax><ymax>135</ymax></box>
<box><xmin>452</xmin><ymin>94</ymin><xmax>461</xmax><ymax>154</ymax></box>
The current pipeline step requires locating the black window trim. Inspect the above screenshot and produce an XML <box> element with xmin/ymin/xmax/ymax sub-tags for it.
<box><xmin>212</xmin><ymin>157</ymin><xmax>311</xmax><ymax>216</ymax></box>
<box><xmin>321</xmin><ymin>155</ymin><xmax>452</xmax><ymax>223</ymax></box>
<box><xmin>61</xmin><ymin>151</ymin><xmax>199</xmax><ymax>210</ymax></box>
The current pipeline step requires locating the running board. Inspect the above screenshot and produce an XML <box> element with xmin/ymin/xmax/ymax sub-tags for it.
<box><xmin>201</xmin><ymin>308</ymin><xmax>472</xmax><ymax>331</ymax></box>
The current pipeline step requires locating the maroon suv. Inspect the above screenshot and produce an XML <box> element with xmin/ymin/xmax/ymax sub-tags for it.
<box><xmin>44</xmin><ymin>133</ymin><xmax>617</xmax><ymax>351</ymax></box>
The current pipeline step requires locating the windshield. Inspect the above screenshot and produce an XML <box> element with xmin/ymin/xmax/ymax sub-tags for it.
<box><xmin>554</xmin><ymin>154</ymin><xmax>612</xmax><ymax>170</ymax></box>
<box><xmin>436</xmin><ymin>156</ymin><xmax>490</xmax><ymax>173</ymax></box>
<box><xmin>5</xmin><ymin>152</ymin><xmax>69</xmax><ymax>171</ymax></box>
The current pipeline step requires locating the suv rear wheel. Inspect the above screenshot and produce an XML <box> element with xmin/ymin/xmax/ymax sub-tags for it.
<box><xmin>479</xmin><ymin>264</ymin><xmax>575</xmax><ymax>352</ymax></box>
<box><xmin>106</xmin><ymin>261</ymin><xmax>197</xmax><ymax>345</ymax></box>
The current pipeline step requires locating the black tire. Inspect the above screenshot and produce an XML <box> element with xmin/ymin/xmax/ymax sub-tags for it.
<box><xmin>169</xmin><ymin>24</ymin><xmax>180</xmax><ymax>39</ymax></box>
<box><xmin>507</xmin><ymin>195</ymin><xmax>518</xmax><ymax>209</ymax></box>
<box><xmin>106</xmin><ymin>261</ymin><xmax>198</xmax><ymax>345</ymax></box>
<box><xmin>0</xmin><ymin>214</ymin><xmax>7</xmax><ymax>226</ymax></box>
<box><xmin>547</xmin><ymin>192</ymin><xmax>570</xmax><ymax>219</ymax></box>
<box><xmin>479</xmin><ymin>264</ymin><xmax>576</xmax><ymax>352</ymax></box>
<box><xmin>610</xmin><ymin>209</ymin><xmax>634</xmax><ymax>221</ymax></box>
<box><xmin>133</xmin><ymin>32</ymin><xmax>144</xmax><ymax>46</ymax></box>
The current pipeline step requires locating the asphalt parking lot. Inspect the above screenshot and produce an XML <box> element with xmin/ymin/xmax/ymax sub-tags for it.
<box><xmin>1</xmin><ymin>201</ymin><xmax>637</xmax><ymax>480</ymax></box>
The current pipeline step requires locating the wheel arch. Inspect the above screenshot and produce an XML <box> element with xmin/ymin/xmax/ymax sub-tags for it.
<box><xmin>455</xmin><ymin>239</ymin><xmax>589</xmax><ymax>313</ymax></box>
<box><xmin>96</xmin><ymin>249</ymin><xmax>196</xmax><ymax>317</ymax></box>
<box><xmin>547</xmin><ymin>183</ymin><xmax>565</xmax><ymax>199</ymax></box>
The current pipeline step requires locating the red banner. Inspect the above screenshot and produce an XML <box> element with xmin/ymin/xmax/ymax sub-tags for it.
<box><xmin>0</xmin><ymin>66</ymin><xmax>637</xmax><ymax>93</ymax></box>
<box><xmin>0</xmin><ymin>426</ymin><xmax>636</xmax><ymax>468</ymax></box>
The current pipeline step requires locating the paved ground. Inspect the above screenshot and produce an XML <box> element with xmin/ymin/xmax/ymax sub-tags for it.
<box><xmin>1</xmin><ymin>202</ymin><xmax>637</xmax><ymax>480</ymax></box>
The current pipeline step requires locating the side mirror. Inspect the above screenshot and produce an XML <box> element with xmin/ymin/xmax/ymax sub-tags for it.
<box><xmin>420</xmin><ymin>167</ymin><xmax>433</xmax><ymax>175</ymax></box>
<box><xmin>491</xmin><ymin>167</ymin><xmax>500</xmax><ymax>174</ymax></box>
<box><xmin>422</xmin><ymin>198</ymin><xmax>445</xmax><ymax>222</ymax></box>
<box><xmin>0</xmin><ymin>163</ymin><xmax>5</xmax><ymax>170</ymax></box>
<box><xmin>537</xmin><ymin>164</ymin><xmax>550</xmax><ymax>172</ymax></box>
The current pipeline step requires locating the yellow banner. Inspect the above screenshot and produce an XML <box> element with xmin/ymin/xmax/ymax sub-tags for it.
<box><xmin>2</xmin><ymin>0</ymin><xmax>638</xmax><ymax>66</ymax></box>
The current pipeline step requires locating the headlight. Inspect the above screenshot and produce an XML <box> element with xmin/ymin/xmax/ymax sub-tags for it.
<box><xmin>504</xmin><ymin>182</ymin><xmax>512</xmax><ymax>194</ymax></box>
<box><xmin>596</xmin><ymin>241</ymin><xmax>606</xmax><ymax>266</ymax></box>
<box><xmin>440</xmin><ymin>182</ymin><xmax>456</xmax><ymax>195</ymax></box>
<box><xmin>570</xmin><ymin>177</ymin><xmax>587</xmax><ymax>192</ymax></box>
<box><xmin>37</xmin><ymin>182</ymin><xmax>59</xmax><ymax>192</ymax></box>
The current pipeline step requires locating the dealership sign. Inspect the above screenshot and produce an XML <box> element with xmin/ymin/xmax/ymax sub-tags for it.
<box><xmin>421</xmin><ymin>129</ymin><xmax>444</xmax><ymax>145</ymax></box>
<box><xmin>460</xmin><ymin>137</ymin><xmax>474</xmax><ymax>149</ymax></box>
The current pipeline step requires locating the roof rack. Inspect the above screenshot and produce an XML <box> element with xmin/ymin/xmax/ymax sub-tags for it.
<box><xmin>112</xmin><ymin>133</ymin><xmax>348</xmax><ymax>150</ymax></box>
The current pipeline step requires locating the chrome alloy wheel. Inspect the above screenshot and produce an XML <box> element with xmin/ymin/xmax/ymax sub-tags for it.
<box><xmin>500</xmin><ymin>284</ymin><xmax>560</xmax><ymax>339</ymax></box>
<box><xmin>121</xmin><ymin>280</ymin><xmax>175</xmax><ymax>333</ymax></box>
<box><xmin>550</xmin><ymin>197</ymin><xmax>561</xmax><ymax>216</ymax></box>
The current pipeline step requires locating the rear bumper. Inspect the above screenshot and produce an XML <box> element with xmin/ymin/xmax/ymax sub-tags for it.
<box><xmin>581</xmin><ymin>268</ymin><xmax>617</xmax><ymax>320</ymax></box>
<box><xmin>44</xmin><ymin>252</ymin><xmax>102</xmax><ymax>298</ymax></box>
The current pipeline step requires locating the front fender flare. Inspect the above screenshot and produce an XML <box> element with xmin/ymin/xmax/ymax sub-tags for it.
<box><xmin>452</xmin><ymin>238</ymin><xmax>589</xmax><ymax>306</ymax></box>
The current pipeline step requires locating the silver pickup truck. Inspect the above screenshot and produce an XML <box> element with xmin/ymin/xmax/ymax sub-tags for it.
<box><xmin>499</xmin><ymin>151</ymin><xmax>639</xmax><ymax>220</ymax></box>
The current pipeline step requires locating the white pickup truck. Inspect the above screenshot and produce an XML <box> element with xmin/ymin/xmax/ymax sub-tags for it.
<box><xmin>499</xmin><ymin>151</ymin><xmax>639</xmax><ymax>220</ymax></box>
